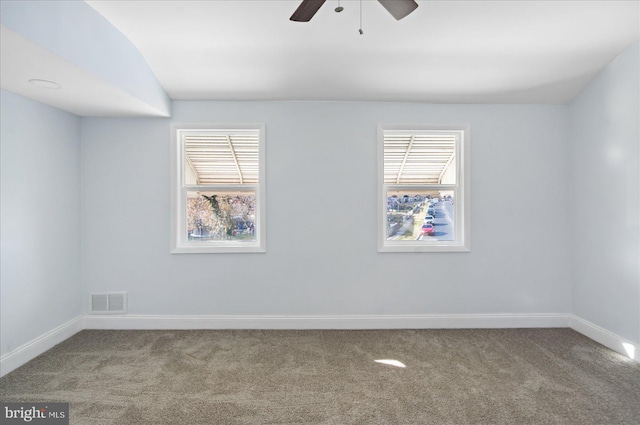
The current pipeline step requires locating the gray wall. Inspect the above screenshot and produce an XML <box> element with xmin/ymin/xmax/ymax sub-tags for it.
<box><xmin>3</xmin><ymin>42</ymin><xmax>637</xmax><ymax>362</ymax></box>
<box><xmin>80</xmin><ymin>102</ymin><xmax>572</xmax><ymax>316</ymax></box>
<box><xmin>569</xmin><ymin>43</ymin><xmax>640</xmax><ymax>345</ymax></box>
<box><xmin>0</xmin><ymin>90</ymin><xmax>82</xmax><ymax>356</ymax></box>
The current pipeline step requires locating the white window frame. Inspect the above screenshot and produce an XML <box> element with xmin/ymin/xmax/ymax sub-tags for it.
<box><xmin>170</xmin><ymin>123</ymin><xmax>266</xmax><ymax>254</ymax></box>
<box><xmin>378</xmin><ymin>124</ymin><xmax>470</xmax><ymax>252</ymax></box>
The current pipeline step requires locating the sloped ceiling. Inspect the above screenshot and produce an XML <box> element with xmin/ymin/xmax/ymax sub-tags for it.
<box><xmin>1</xmin><ymin>0</ymin><xmax>639</xmax><ymax>116</ymax></box>
<box><xmin>85</xmin><ymin>0</ymin><xmax>640</xmax><ymax>104</ymax></box>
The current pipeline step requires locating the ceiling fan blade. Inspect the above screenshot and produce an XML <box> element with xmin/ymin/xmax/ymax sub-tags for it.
<box><xmin>377</xmin><ymin>0</ymin><xmax>418</xmax><ymax>20</ymax></box>
<box><xmin>290</xmin><ymin>0</ymin><xmax>327</xmax><ymax>22</ymax></box>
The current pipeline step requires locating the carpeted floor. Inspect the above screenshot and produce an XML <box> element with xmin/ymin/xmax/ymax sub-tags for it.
<box><xmin>1</xmin><ymin>328</ymin><xmax>639</xmax><ymax>424</ymax></box>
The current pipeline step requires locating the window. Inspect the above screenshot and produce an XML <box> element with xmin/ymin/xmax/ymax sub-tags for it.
<box><xmin>171</xmin><ymin>124</ymin><xmax>266</xmax><ymax>253</ymax></box>
<box><xmin>378</xmin><ymin>125</ymin><xmax>470</xmax><ymax>252</ymax></box>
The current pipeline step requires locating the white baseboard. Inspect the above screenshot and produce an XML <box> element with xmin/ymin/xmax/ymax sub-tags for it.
<box><xmin>568</xmin><ymin>314</ymin><xmax>639</xmax><ymax>362</ymax></box>
<box><xmin>78</xmin><ymin>313</ymin><xmax>640</xmax><ymax>362</ymax></box>
<box><xmin>0</xmin><ymin>317</ymin><xmax>83</xmax><ymax>377</ymax></box>
<box><xmin>3</xmin><ymin>313</ymin><xmax>636</xmax><ymax>377</ymax></box>
<box><xmin>82</xmin><ymin>313</ymin><xmax>569</xmax><ymax>330</ymax></box>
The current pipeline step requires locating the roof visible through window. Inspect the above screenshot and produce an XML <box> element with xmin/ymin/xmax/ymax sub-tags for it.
<box><xmin>184</xmin><ymin>131</ymin><xmax>259</xmax><ymax>185</ymax></box>
<box><xmin>383</xmin><ymin>133</ymin><xmax>456</xmax><ymax>185</ymax></box>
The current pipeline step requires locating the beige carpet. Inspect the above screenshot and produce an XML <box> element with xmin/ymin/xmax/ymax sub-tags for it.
<box><xmin>1</xmin><ymin>328</ymin><xmax>639</xmax><ymax>424</ymax></box>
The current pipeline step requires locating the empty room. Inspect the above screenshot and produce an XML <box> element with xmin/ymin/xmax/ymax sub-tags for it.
<box><xmin>1</xmin><ymin>0</ymin><xmax>639</xmax><ymax>424</ymax></box>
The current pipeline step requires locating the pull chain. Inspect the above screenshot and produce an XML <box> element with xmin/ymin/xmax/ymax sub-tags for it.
<box><xmin>359</xmin><ymin>0</ymin><xmax>363</xmax><ymax>35</ymax></box>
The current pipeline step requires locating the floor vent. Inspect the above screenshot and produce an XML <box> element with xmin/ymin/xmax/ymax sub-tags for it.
<box><xmin>90</xmin><ymin>293</ymin><xmax>127</xmax><ymax>314</ymax></box>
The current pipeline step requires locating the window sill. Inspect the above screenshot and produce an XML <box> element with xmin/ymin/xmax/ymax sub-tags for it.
<box><xmin>378</xmin><ymin>243</ymin><xmax>470</xmax><ymax>253</ymax></box>
<box><xmin>171</xmin><ymin>244</ymin><xmax>266</xmax><ymax>254</ymax></box>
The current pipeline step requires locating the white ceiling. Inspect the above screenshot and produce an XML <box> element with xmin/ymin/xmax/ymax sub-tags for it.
<box><xmin>86</xmin><ymin>0</ymin><xmax>639</xmax><ymax>104</ymax></box>
<box><xmin>2</xmin><ymin>1</ymin><xmax>639</xmax><ymax>115</ymax></box>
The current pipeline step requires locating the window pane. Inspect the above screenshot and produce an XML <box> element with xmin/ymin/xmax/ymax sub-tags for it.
<box><xmin>186</xmin><ymin>191</ymin><xmax>256</xmax><ymax>242</ymax></box>
<box><xmin>386</xmin><ymin>190</ymin><xmax>455</xmax><ymax>241</ymax></box>
<box><xmin>384</xmin><ymin>133</ymin><xmax>457</xmax><ymax>185</ymax></box>
<box><xmin>184</xmin><ymin>132</ymin><xmax>259</xmax><ymax>185</ymax></box>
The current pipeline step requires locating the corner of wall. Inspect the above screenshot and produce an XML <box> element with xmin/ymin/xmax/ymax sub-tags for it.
<box><xmin>0</xmin><ymin>317</ymin><xmax>83</xmax><ymax>377</ymax></box>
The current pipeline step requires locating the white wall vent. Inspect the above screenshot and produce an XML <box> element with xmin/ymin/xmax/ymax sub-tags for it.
<box><xmin>90</xmin><ymin>292</ymin><xmax>127</xmax><ymax>314</ymax></box>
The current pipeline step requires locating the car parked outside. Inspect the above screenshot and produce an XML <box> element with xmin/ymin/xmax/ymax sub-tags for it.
<box><xmin>423</xmin><ymin>215</ymin><xmax>435</xmax><ymax>224</ymax></box>
<box><xmin>420</xmin><ymin>223</ymin><xmax>435</xmax><ymax>236</ymax></box>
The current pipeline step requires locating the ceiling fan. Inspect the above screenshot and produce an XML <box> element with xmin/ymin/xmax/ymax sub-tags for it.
<box><xmin>290</xmin><ymin>0</ymin><xmax>419</xmax><ymax>22</ymax></box>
